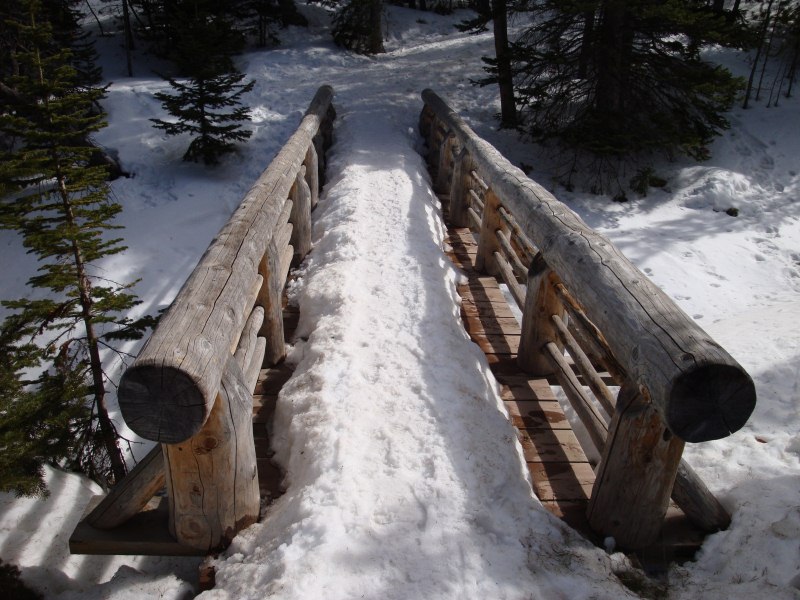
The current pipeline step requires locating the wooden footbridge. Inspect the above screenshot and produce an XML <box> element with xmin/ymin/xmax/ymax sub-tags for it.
<box><xmin>70</xmin><ymin>85</ymin><xmax>756</xmax><ymax>571</ymax></box>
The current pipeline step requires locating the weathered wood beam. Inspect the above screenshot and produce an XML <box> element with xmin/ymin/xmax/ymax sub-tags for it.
<box><xmin>422</xmin><ymin>88</ymin><xmax>755</xmax><ymax>443</ymax></box>
<box><xmin>448</xmin><ymin>148</ymin><xmax>471</xmax><ymax>228</ymax></box>
<box><xmin>518</xmin><ymin>257</ymin><xmax>564</xmax><ymax>376</ymax></box>
<box><xmin>83</xmin><ymin>445</ymin><xmax>165</xmax><ymax>530</ymax></box>
<box><xmin>163</xmin><ymin>355</ymin><xmax>259</xmax><ymax>551</ymax></box>
<box><xmin>587</xmin><ymin>385</ymin><xmax>685</xmax><ymax>549</ymax></box>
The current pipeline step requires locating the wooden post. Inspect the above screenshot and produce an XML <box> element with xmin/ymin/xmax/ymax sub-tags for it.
<box><xmin>518</xmin><ymin>254</ymin><xmax>565</xmax><ymax>375</ymax></box>
<box><xmin>587</xmin><ymin>385</ymin><xmax>685</xmax><ymax>549</ymax></box>
<box><xmin>448</xmin><ymin>149</ymin><xmax>471</xmax><ymax>228</ymax></box>
<box><xmin>163</xmin><ymin>355</ymin><xmax>259</xmax><ymax>551</ymax></box>
<box><xmin>304</xmin><ymin>143</ymin><xmax>320</xmax><ymax>209</ymax></box>
<box><xmin>475</xmin><ymin>189</ymin><xmax>503</xmax><ymax>275</ymax></box>
<box><xmin>257</xmin><ymin>238</ymin><xmax>287</xmax><ymax>367</ymax></box>
<box><xmin>419</xmin><ymin>104</ymin><xmax>436</xmax><ymax>141</ymax></box>
<box><xmin>435</xmin><ymin>134</ymin><xmax>457</xmax><ymax>194</ymax></box>
<box><xmin>290</xmin><ymin>166</ymin><xmax>312</xmax><ymax>265</ymax></box>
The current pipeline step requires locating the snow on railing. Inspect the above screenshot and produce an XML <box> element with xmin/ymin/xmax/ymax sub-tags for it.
<box><xmin>420</xmin><ymin>88</ymin><xmax>754</xmax><ymax>549</ymax></box>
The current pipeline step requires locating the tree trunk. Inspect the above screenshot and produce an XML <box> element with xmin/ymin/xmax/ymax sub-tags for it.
<box><xmin>594</xmin><ymin>0</ymin><xmax>631</xmax><ymax>115</ymax></box>
<box><xmin>122</xmin><ymin>0</ymin><xmax>134</xmax><ymax>77</ymax></box>
<box><xmin>57</xmin><ymin>174</ymin><xmax>127</xmax><ymax>485</ymax></box>
<box><xmin>743</xmin><ymin>0</ymin><xmax>774</xmax><ymax>109</ymax></box>
<box><xmin>492</xmin><ymin>0</ymin><xmax>517</xmax><ymax>127</ymax></box>
<box><xmin>578</xmin><ymin>9</ymin><xmax>596</xmax><ymax>79</ymax></box>
<box><xmin>368</xmin><ymin>0</ymin><xmax>384</xmax><ymax>54</ymax></box>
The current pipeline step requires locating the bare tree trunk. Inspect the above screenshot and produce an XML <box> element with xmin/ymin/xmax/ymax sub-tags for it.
<box><xmin>122</xmin><ymin>0</ymin><xmax>134</xmax><ymax>77</ymax></box>
<box><xmin>744</xmin><ymin>0</ymin><xmax>774</xmax><ymax>109</ymax></box>
<box><xmin>595</xmin><ymin>0</ymin><xmax>630</xmax><ymax>115</ymax></box>
<box><xmin>57</xmin><ymin>175</ymin><xmax>127</xmax><ymax>485</ymax></box>
<box><xmin>368</xmin><ymin>0</ymin><xmax>384</xmax><ymax>54</ymax></box>
<box><xmin>492</xmin><ymin>0</ymin><xmax>516</xmax><ymax>127</ymax></box>
<box><xmin>578</xmin><ymin>9</ymin><xmax>596</xmax><ymax>79</ymax></box>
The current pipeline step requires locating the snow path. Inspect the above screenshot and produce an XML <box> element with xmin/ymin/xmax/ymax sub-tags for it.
<box><xmin>199</xmin><ymin>102</ymin><xmax>635</xmax><ymax>599</ymax></box>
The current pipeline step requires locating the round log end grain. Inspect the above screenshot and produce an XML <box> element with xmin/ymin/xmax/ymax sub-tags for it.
<box><xmin>119</xmin><ymin>365</ymin><xmax>209</xmax><ymax>444</ymax></box>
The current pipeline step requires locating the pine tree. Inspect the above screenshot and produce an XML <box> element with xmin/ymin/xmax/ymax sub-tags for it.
<box><xmin>506</xmin><ymin>0</ymin><xmax>748</xmax><ymax>191</ymax></box>
<box><xmin>150</xmin><ymin>2</ymin><xmax>255</xmax><ymax>165</ymax></box>
<box><xmin>331</xmin><ymin>0</ymin><xmax>385</xmax><ymax>54</ymax></box>
<box><xmin>152</xmin><ymin>71</ymin><xmax>255</xmax><ymax>165</ymax></box>
<box><xmin>0</xmin><ymin>0</ymin><xmax>152</xmax><ymax>491</ymax></box>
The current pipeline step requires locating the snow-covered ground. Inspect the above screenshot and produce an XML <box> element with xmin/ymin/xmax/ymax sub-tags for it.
<box><xmin>1</xmin><ymin>4</ymin><xmax>799</xmax><ymax>599</ymax></box>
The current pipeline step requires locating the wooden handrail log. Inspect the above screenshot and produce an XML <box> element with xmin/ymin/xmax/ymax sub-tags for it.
<box><xmin>119</xmin><ymin>85</ymin><xmax>335</xmax><ymax>443</ymax></box>
<box><xmin>422</xmin><ymin>89</ymin><xmax>755</xmax><ymax>443</ymax></box>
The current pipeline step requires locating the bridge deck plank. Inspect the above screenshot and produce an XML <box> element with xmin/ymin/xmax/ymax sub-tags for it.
<box><xmin>445</xmin><ymin>225</ymin><xmax>596</xmax><ymax>538</ymax></box>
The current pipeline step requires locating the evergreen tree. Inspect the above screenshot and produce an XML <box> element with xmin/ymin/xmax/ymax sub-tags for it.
<box><xmin>505</xmin><ymin>0</ymin><xmax>748</xmax><ymax>191</ymax></box>
<box><xmin>150</xmin><ymin>1</ymin><xmax>255</xmax><ymax>165</ymax></box>
<box><xmin>331</xmin><ymin>0</ymin><xmax>385</xmax><ymax>54</ymax></box>
<box><xmin>0</xmin><ymin>0</ymin><xmax>152</xmax><ymax>491</ymax></box>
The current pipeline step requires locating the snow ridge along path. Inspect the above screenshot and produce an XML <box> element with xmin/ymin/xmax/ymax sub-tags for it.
<box><xmin>199</xmin><ymin>105</ymin><xmax>636</xmax><ymax>599</ymax></box>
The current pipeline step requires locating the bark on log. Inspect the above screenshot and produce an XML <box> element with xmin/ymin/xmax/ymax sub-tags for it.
<box><xmin>119</xmin><ymin>85</ymin><xmax>334</xmax><ymax>443</ymax></box>
<box><xmin>422</xmin><ymin>89</ymin><xmax>755</xmax><ymax>443</ymax></box>
<box><xmin>163</xmin><ymin>355</ymin><xmax>259</xmax><ymax>551</ymax></box>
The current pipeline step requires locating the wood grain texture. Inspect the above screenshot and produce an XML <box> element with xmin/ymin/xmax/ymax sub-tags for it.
<box><xmin>518</xmin><ymin>259</ymin><xmax>564</xmax><ymax>375</ymax></box>
<box><xmin>164</xmin><ymin>355</ymin><xmax>259</xmax><ymax>551</ymax></box>
<box><xmin>84</xmin><ymin>445</ymin><xmax>165</xmax><ymax>530</ymax></box>
<box><xmin>119</xmin><ymin>85</ymin><xmax>334</xmax><ymax>443</ymax></box>
<box><xmin>475</xmin><ymin>189</ymin><xmax>502</xmax><ymax>275</ymax></box>
<box><xmin>448</xmin><ymin>148</ymin><xmax>471</xmax><ymax>228</ymax></box>
<box><xmin>422</xmin><ymin>88</ymin><xmax>755</xmax><ymax>442</ymax></box>
<box><xmin>290</xmin><ymin>166</ymin><xmax>312</xmax><ymax>264</ymax></box>
<box><xmin>587</xmin><ymin>386</ymin><xmax>685</xmax><ymax>549</ymax></box>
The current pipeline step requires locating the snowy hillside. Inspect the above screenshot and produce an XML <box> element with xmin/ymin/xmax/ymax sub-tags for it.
<box><xmin>1</xmin><ymin>4</ymin><xmax>799</xmax><ymax>599</ymax></box>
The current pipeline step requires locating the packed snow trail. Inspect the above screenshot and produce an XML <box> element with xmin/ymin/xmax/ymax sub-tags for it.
<box><xmin>198</xmin><ymin>98</ymin><xmax>636</xmax><ymax>599</ymax></box>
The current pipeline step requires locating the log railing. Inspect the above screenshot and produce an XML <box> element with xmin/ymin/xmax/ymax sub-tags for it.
<box><xmin>108</xmin><ymin>85</ymin><xmax>335</xmax><ymax>552</ymax></box>
<box><xmin>420</xmin><ymin>89</ymin><xmax>756</xmax><ymax>549</ymax></box>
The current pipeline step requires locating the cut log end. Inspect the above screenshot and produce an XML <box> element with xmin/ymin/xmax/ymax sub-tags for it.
<box><xmin>667</xmin><ymin>364</ymin><xmax>757</xmax><ymax>443</ymax></box>
<box><xmin>119</xmin><ymin>365</ymin><xmax>209</xmax><ymax>444</ymax></box>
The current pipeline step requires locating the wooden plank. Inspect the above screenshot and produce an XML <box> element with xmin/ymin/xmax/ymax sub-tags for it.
<box><xmin>528</xmin><ymin>462</ymin><xmax>595</xmax><ymax>502</ymax></box>
<box><xmin>506</xmin><ymin>400</ymin><xmax>571</xmax><ymax>429</ymax></box>
<box><xmin>459</xmin><ymin>298</ymin><xmax>515</xmax><ymax>320</ymax></box>
<box><xmin>499</xmin><ymin>377</ymin><xmax>556</xmax><ymax>401</ymax></box>
<box><xmin>462</xmin><ymin>314</ymin><xmax>520</xmax><ymax>336</ymax></box>
<box><xmin>517</xmin><ymin>428</ymin><xmax>589</xmax><ymax>463</ymax></box>
<box><xmin>470</xmin><ymin>333</ymin><xmax>520</xmax><ymax>355</ymax></box>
